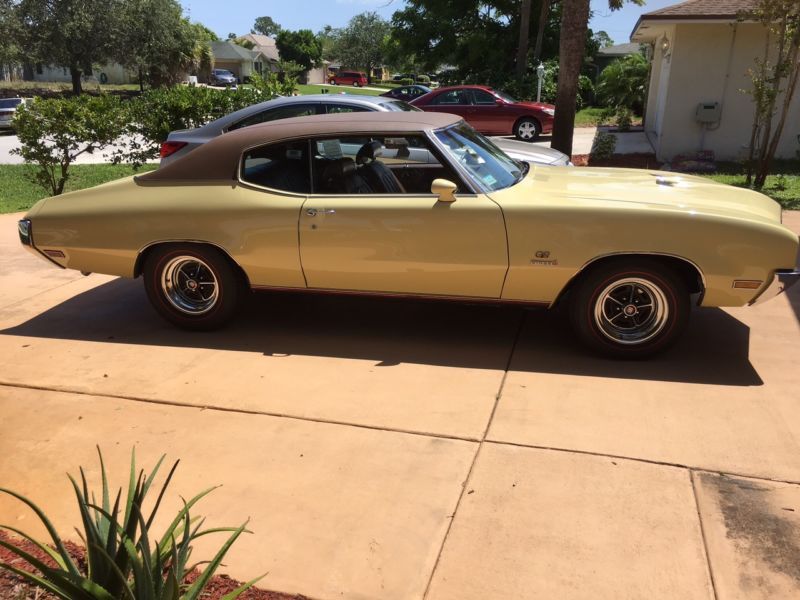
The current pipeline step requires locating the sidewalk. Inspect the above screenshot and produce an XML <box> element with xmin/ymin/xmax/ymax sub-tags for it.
<box><xmin>1</xmin><ymin>212</ymin><xmax>799</xmax><ymax>600</ymax></box>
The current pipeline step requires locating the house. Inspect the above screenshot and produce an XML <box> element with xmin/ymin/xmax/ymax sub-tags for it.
<box><xmin>631</xmin><ymin>0</ymin><xmax>800</xmax><ymax>161</ymax></box>
<box><xmin>210</xmin><ymin>41</ymin><xmax>270</xmax><ymax>82</ymax></box>
<box><xmin>595</xmin><ymin>43</ymin><xmax>644</xmax><ymax>73</ymax></box>
<box><xmin>28</xmin><ymin>62</ymin><xmax>135</xmax><ymax>85</ymax></box>
<box><xmin>237</xmin><ymin>33</ymin><xmax>328</xmax><ymax>84</ymax></box>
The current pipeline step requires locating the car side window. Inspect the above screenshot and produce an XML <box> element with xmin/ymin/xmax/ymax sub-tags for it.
<box><xmin>325</xmin><ymin>104</ymin><xmax>370</xmax><ymax>114</ymax></box>
<box><xmin>229</xmin><ymin>103</ymin><xmax>320</xmax><ymax>131</ymax></box>
<box><xmin>429</xmin><ymin>90</ymin><xmax>468</xmax><ymax>105</ymax></box>
<box><xmin>240</xmin><ymin>140</ymin><xmax>310</xmax><ymax>194</ymax></box>
<box><xmin>310</xmin><ymin>134</ymin><xmax>463</xmax><ymax>196</ymax></box>
<box><xmin>471</xmin><ymin>90</ymin><xmax>497</xmax><ymax>105</ymax></box>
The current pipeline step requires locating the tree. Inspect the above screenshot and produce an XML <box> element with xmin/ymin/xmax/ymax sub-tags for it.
<box><xmin>551</xmin><ymin>0</ymin><xmax>643</xmax><ymax>156</ymax></box>
<box><xmin>330</xmin><ymin>12</ymin><xmax>390</xmax><ymax>83</ymax></box>
<box><xmin>532</xmin><ymin>0</ymin><xmax>550</xmax><ymax>63</ymax></box>
<box><xmin>17</xmin><ymin>0</ymin><xmax>124</xmax><ymax>94</ymax></box>
<box><xmin>742</xmin><ymin>0</ymin><xmax>800</xmax><ymax>189</ymax></box>
<box><xmin>0</xmin><ymin>1</ymin><xmax>21</xmax><ymax>80</ymax></box>
<box><xmin>515</xmin><ymin>0</ymin><xmax>533</xmax><ymax>82</ymax></box>
<box><xmin>593</xmin><ymin>30</ymin><xmax>615</xmax><ymax>48</ymax></box>
<box><xmin>117</xmin><ymin>0</ymin><xmax>213</xmax><ymax>90</ymax></box>
<box><xmin>252</xmin><ymin>15</ymin><xmax>281</xmax><ymax>37</ymax></box>
<box><xmin>276</xmin><ymin>29</ymin><xmax>322</xmax><ymax>71</ymax></box>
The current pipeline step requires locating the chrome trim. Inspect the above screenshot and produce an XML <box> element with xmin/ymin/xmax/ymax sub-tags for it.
<box><xmin>17</xmin><ymin>219</ymin><xmax>32</xmax><ymax>246</ymax></box>
<box><xmin>750</xmin><ymin>269</ymin><xmax>800</xmax><ymax>306</ymax></box>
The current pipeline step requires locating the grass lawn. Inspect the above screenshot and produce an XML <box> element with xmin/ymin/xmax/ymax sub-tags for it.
<box><xmin>0</xmin><ymin>164</ymin><xmax>156</xmax><ymax>214</ymax></box>
<box><xmin>296</xmin><ymin>84</ymin><xmax>382</xmax><ymax>97</ymax></box>
<box><xmin>702</xmin><ymin>161</ymin><xmax>800</xmax><ymax>209</ymax></box>
<box><xmin>574</xmin><ymin>107</ymin><xmax>643</xmax><ymax>128</ymax></box>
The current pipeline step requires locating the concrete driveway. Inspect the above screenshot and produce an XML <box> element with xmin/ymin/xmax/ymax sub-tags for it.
<box><xmin>1</xmin><ymin>211</ymin><xmax>799</xmax><ymax>600</ymax></box>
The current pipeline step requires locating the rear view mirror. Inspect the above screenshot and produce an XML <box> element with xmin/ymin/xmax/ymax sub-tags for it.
<box><xmin>432</xmin><ymin>178</ymin><xmax>457</xmax><ymax>202</ymax></box>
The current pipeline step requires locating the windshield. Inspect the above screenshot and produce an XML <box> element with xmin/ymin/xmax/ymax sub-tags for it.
<box><xmin>0</xmin><ymin>99</ymin><xmax>23</xmax><ymax>109</ymax></box>
<box><xmin>494</xmin><ymin>90</ymin><xmax>517</xmax><ymax>104</ymax></box>
<box><xmin>383</xmin><ymin>100</ymin><xmax>422</xmax><ymax>112</ymax></box>
<box><xmin>434</xmin><ymin>122</ymin><xmax>525</xmax><ymax>192</ymax></box>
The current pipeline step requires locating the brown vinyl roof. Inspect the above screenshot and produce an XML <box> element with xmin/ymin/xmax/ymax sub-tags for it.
<box><xmin>641</xmin><ymin>0</ymin><xmax>758</xmax><ymax>20</ymax></box>
<box><xmin>137</xmin><ymin>112</ymin><xmax>462</xmax><ymax>185</ymax></box>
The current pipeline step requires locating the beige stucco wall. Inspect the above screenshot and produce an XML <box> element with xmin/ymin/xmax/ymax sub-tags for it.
<box><xmin>32</xmin><ymin>63</ymin><xmax>135</xmax><ymax>85</ymax></box>
<box><xmin>645</xmin><ymin>22</ymin><xmax>800</xmax><ymax>161</ymax></box>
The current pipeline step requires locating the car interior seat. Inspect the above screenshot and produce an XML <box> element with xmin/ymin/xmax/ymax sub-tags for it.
<box><xmin>355</xmin><ymin>140</ymin><xmax>406</xmax><ymax>194</ymax></box>
<box><xmin>320</xmin><ymin>157</ymin><xmax>374</xmax><ymax>194</ymax></box>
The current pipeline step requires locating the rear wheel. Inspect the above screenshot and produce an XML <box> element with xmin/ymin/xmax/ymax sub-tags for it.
<box><xmin>353</xmin><ymin>81</ymin><xmax>360</xmax><ymax>87</ymax></box>
<box><xmin>514</xmin><ymin>117</ymin><xmax>540</xmax><ymax>141</ymax></box>
<box><xmin>143</xmin><ymin>244</ymin><xmax>241</xmax><ymax>330</ymax></box>
<box><xmin>569</xmin><ymin>260</ymin><xmax>689</xmax><ymax>358</ymax></box>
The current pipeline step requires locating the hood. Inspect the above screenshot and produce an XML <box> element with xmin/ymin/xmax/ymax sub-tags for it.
<box><xmin>493</xmin><ymin>138</ymin><xmax>569</xmax><ymax>165</ymax></box>
<box><xmin>514</xmin><ymin>101</ymin><xmax>555</xmax><ymax>111</ymax></box>
<box><xmin>513</xmin><ymin>166</ymin><xmax>782</xmax><ymax>224</ymax></box>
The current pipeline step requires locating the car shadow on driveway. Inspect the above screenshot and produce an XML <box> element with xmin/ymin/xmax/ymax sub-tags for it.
<box><xmin>1</xmin><ymin>278</ymin><xmax>762</xmax><ymax>386</ymax></box>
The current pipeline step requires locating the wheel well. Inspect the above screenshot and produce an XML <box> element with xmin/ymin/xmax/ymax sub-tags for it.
<box><xmin>554</xmin><ymin>254</ymin><xmax>705</xmax><ymax>306</ymax></box>
<box><xmin>134</xmin><ymin>241</ymin><xmax>250</xmax><ymax>288</ymax></box>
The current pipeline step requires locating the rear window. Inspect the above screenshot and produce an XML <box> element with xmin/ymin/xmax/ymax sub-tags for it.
<box><xmin>0</xmin><ymin>99</ymin><xmax>23</xmax><ymax>109</ymax></box>
<box><xmin>382</xmin><ymin>100</ymin><xmax>421</xmax><ymax>112</ymax></box>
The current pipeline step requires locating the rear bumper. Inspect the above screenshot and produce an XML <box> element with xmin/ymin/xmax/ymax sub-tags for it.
<box><xmin>750</xmin><ymin>269</ymin><xmax>800</xmax><ymax>305</ymax></box>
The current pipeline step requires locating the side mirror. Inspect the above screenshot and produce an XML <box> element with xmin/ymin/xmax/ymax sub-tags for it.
<box><xmin>431</xmin><ymin>178</ymin><xmax>457</xmax><ymax>202</ymax></box>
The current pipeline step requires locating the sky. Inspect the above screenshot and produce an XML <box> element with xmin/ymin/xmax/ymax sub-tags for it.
<box><xmin>180</xmin><ymin>0</ymin><xmax>680</xmax><ymax>45</ymax></box>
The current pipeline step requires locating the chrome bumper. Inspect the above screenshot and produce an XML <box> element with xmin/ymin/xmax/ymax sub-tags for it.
<box><xmin>751</xmin><ymin>269</ymin><xmax>800</xmax><ymax>305</ymax></box>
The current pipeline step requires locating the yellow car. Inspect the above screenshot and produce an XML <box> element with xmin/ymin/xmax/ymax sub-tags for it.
<box><xmin>17</xmin><ymin>112</ymin><xmax>799</xmax><ymax>357</ymax></box>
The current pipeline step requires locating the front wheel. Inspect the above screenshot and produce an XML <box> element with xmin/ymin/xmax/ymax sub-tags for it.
<box><xmin>329</xmin><ymin>79</ymin><xmax>336</xmax><ymax>85</ymax></box>
<box><xmin>514</xmin><ymin>117</ymin><xmax>540</xmax><ymax>141</ymax></box>
<box><xmin>569</xmin><ymin>260</ymin><xmax>690</xmax><ymax>358</ymax></box>
<box><xmin>143</xmin><ymin>244</ymin><xmax>241</xmax><ymax>330</ymax></box>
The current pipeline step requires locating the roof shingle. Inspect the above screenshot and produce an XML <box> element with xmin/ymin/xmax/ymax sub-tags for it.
<box><xmin>642</xmin><ymin>0</ymin><xmax>758</xmax><ymax>20</ymax></box>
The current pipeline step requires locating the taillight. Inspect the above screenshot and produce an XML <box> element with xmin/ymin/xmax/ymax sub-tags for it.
<box><xmin>160</xmin><ymin>141</ymin><xmax>188</xmax><ymax>158</ymax></box>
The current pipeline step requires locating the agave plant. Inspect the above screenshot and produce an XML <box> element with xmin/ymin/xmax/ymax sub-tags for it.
<box><xmin>0</xmin><ymin>447</ymin><xmax>264</xmax><ymax>600</ymax></box>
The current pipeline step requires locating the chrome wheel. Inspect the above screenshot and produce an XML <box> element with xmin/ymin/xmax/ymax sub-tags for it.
<box><xmin>161</xmin><ymin>255</ymin><xmax>219</xmax><ymax>315</ymax></box>
<box><xmin>593</xmin><ymin>277</ymin><xmax>669</xmax><ymax>345</ymax></box>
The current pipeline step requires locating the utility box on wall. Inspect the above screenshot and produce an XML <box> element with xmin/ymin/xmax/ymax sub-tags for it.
<box><xmin>696</xmin><ymin>102</ymin><xmax>721</xmax><ymax>124</ymax></box>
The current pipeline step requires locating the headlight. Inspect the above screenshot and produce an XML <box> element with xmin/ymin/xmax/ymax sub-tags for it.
<box><xmin>541</xmin><ymin>108</ymin><xmax>555</xmax><ymax>116</ymax></box>
<box><xmin>18</xmin><ymin>219</ymin><xmax>32</xmax><ymax>246</ymax></box>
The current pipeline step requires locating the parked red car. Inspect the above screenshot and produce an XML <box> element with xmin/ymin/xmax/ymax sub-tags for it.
<box><xmin>410</xmin><ymin>85</ymin><xmax>555</xmax><ymax>141</ymax></box>
<box><xmin>329</xmin><ymin>71</ymin><xmax>368</xmax><ymax>87</ymax></box>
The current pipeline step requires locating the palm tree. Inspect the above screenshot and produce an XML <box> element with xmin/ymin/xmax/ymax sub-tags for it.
<box><xmin>551</xmin><ymin>0</ymin><xmax>644</xmax><ymax>156</ymax></box>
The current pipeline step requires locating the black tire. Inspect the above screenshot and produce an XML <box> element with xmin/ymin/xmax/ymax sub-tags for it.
<box><xmin>569</xmin><ymin>259</ymin><xmax>690</xmax><ymax>358</ymax></box>
<box><xmin>514</xmin><ymin>117</ymin><xmax>540</xmax><ymax>141</ymax></box>
<box><xmin>329</xmin><ymin>79</ymin><xmax>336</xmax><ymax>85</ymax></box>
<box><xmin>353</xmin><ymin>81</ymin><xmax>360</xmax><ymax>87</ymax></box>
<box><xmin>143</xmin><ymin>244</ymin><xmax>241</xmax><ymax>330</ymax></box>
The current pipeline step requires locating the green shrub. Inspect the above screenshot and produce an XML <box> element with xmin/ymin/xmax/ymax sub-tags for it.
<box><xmin>590</xmin><ymin>131</ymin><xmax>617</xmax><ymax>160</ymax></box>
<box><xmin>0</xmin><ymin>447</ymin><xmax>263</xmax><ymax>600</ymax></box>
<box><xmin>116</xmin><ymin>72</ymin><xmax>296</xmax><ymax>166</ymax></box>
<box><xmin>400</xmin><ymin>77</ymin><xmax>414</xmax><ymax>86</ymax></box>
<box><xmin>11</xmin><ymin>95</ymin><xmax>129</xmax><ymax>196</ymax></box>
<box><xmin>415</xmin><ymin>74</ymin><xmax>430</xmax><ymax>84</ymax></box>
<box><xmin>596</xmin><ymin>53</ymin><xmax>648</xmax><ymax>114</ymax></box>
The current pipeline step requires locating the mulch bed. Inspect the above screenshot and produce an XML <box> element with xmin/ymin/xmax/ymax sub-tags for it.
<box><xmin>0</xmin><ymin>531</ymin><xmax>306</xmax><ymax>600</ymax></box>
<box><xmin>571</xmin><ymin>153</ymin><xmax>661</xmax><ymax>169</ymax></box>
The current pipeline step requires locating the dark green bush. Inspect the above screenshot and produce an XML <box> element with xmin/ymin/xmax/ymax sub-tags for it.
<box><xmin>400</xmin><ymin>77</ymin><xmax>414</xmax><ymax>86</ymax></box>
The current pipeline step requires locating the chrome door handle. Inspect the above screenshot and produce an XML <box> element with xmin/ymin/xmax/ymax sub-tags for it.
<box><xmin>306</xmin><ymin>208</ymin><xmax>335</xmax><ymax>216</ymax></box>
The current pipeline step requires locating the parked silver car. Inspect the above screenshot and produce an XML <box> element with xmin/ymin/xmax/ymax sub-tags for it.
<box><xmin>159</xmin><ymin>94</ymin><xmax>571</xmax><ymax>167</ymax></box>
<box><xmin>210</xmin><ymin>69</ymin><xmax>237</xmax><ymax>86</ymax></box>
<box><xmin>0</xmin><ymin>97</ymin><xmax>32</xmax><ymax>131</ymax></box>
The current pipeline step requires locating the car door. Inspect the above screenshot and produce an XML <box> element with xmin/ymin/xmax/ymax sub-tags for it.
<box><xmin>469</xmin><ymin>89</ymin><xmax>505</xmax><ymax>134</ymax></box>
<box><xmin>298</xmin><ymin>133</ymin><xmax>508</xmax><ymax>298</ymax></box>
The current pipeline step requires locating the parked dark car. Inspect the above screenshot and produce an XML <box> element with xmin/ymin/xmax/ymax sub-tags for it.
<box><xmin>0</xmin><ymin>97</ymin><xmax>31</xmax><ymax>131</ymax></box>
<box><xmin>410</xmin><ymin>85</ymin><xmax>555</xmax><ymax>141</ymax></box>
<box><xmin>380</xmin><ymin>85</ymin><xmax>432</xmax><ymax>102</ymax></box>
<box><xmin>329</xmin><ymin>71</ymin><xmax>368</xmax><ymax>87</ymax></box>
<box><xmin>210</xmin><ymin>69</ymin><xmax>237</xmax><ymax>86</ymax></box>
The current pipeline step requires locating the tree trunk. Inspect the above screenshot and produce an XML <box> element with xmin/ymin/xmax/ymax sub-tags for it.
<box><xmin>515</xmin><ymin>0</ymin><xmax>533</xmax><ymax>82</ymax></box>
<box><xmin>69</xmin><ymin>66</ymin><xmax>82</xmax><ymax>95</ymax></box>
<box><xmin>532</xmin><ymin>0</ymin><xmax>550</xmax><ymax>63</ymax></box>
<box><xmin>755</xmin><ymin>43</ymin><xmax>800</xmax><ymax>188</ymax></box>
<box><xmin>551</xmin><ymin>0</ymin><xmax>590</xmax><ymax>156</ymax></box>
